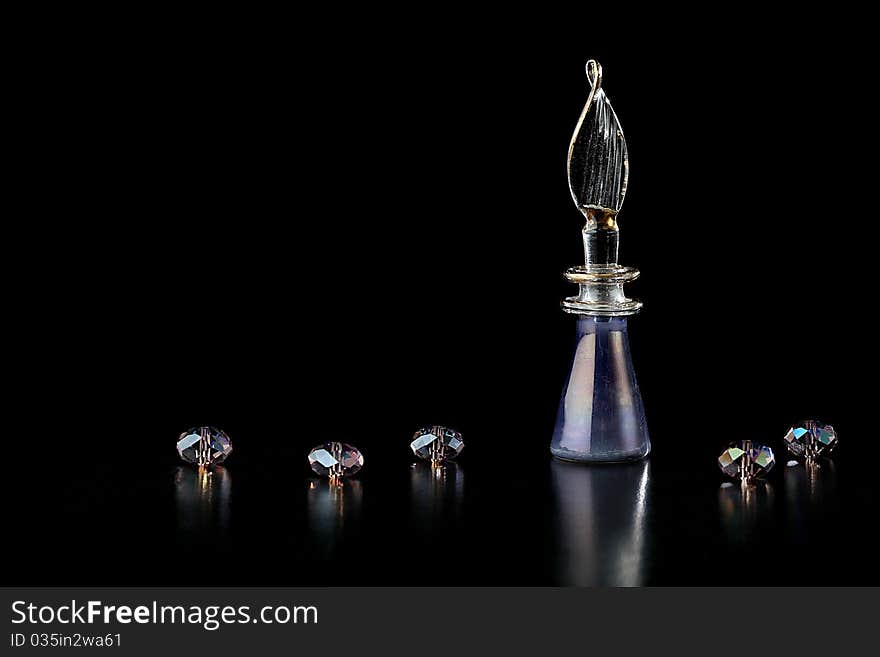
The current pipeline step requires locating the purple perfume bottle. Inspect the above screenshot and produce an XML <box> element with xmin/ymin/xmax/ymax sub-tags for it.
<box><xmin>550</xmin><ymin>60</ymin><xmax>650</xmax><ymax>463</ymax></box>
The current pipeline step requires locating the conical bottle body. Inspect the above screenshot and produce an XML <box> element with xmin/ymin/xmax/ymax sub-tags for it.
<box><xmin>551</xmin><ymin>316</ymin><xmax>649</xmax><ymax>463</ymax></box>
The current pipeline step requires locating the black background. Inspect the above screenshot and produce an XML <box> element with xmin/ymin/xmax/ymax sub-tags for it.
<box><xmin>8</xmin><ymin>14</ymin><xmax>876</xmax><ymax>585</ymax></box>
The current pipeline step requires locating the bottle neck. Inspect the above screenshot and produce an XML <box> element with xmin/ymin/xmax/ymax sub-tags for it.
<box><xmin>582</xmin><ymin>207</ymin><xmax>619</xmax><ymax>268</ymax></box>
<box><xmin>575</xmin><ymin>314</ymin><xmax>629</xmax><ymax>330</ymax></box>
<box><xmin>562</xmin><ymin>207</ymin><xmax>642</xmax><ymax>316</ymax></box>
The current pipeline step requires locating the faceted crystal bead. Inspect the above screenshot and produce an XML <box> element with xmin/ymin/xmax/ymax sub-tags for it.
<box><xmin>783</xmin><ymin>427</ymin><xmax>810</xmax><ymax>456</ymax></box>
<box><xmin>410</xmin><ymin>426</ymin><xmax>464</xmax><ymax>463</ymax></box>
<box><xmin>816</xmin><ymin>426</ymin><xmax>838</xmax><ymax>449</ymax></box>
<box><xmin>718</xmin><ymin>445</ymin><xmax>746</xmax><ymax>477</ymax></box>
<box><xmin>717</xmin><ymin>441</ymin><xmax>774</xmax><ymax>481</ymax></box>
<box><xmin>750</xmin><ymin>445</ymin><xmax>775</xmax><ymax>471</ymax></box>
<box><xmin>308</xmin><ymin>442</ymin><xmax>364</xmax><ymax>478</ymax></box>
<box><xmin>784</xmin><ymin>421</ymin><xmax>838</xmax><ymax>459</ymax></box>
<box><xmin>177</xmin><ymin>427</ymin><xmax>233</xmax><ymax>467</ymax></box>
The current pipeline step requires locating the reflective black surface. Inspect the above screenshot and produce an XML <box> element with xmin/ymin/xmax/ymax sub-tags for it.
<box><xmin>8</xmin><ymin>434</ymin><xmax>875</xmax><ymax>585</ymax></box>
<box><xmin>8</xmin><ymin>33</ymin><xmax>875</xmax><ymax>586</ymax></box>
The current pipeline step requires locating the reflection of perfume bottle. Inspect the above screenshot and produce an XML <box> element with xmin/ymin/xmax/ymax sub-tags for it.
<box><xmin>551</xmin><ymin>60</ymin><xmax>650</xmax><ymax>463</ymax></box>
<box><xmin>551</xmin><ymin>460</ymin><xmax>649</xmax><ymax>585</ymax></box>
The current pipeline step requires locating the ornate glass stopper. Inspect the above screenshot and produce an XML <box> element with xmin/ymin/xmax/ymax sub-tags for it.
<box><xmin>563</xmin><ymin>60</ymin><xmax>641</xmax><ymax>316</ymax></box>
<box><xmin>550</xmin><ymin>60</ymin><xmax>650</xmax><ymax>463</ymax></box>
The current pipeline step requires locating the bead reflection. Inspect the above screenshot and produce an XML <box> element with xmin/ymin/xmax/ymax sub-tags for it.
<box><xmin>410</xmin><ymin>462</ymin><xmax>465</xmax><ymax>531</ymax></box>
<box><xmin>718</xmin><ymin>481</ymin><xmax>774</xmax><ymax>545</ymax></box>
<box><xmin>785</xmin><ymin>459</ymin><xmax>837</xmax><ymax>504</ymax></box>
<box><xmin>174</xmin><ymin>466</ymin><xmax>231</xmax><ymax>534</ymax></box>
<box><xmin>306</xmin><ymin>478</ymin><xmax>363</xmax><ymax>552</ymax></box>
<box><xmin>785</xmin><ymin>459</ymin><xmax>837</xmax><ymax>543</ymax></box>
<box><xmin>551</xmin><ymin>460</ymin><xmax>649</xmax><ymax>586</ymax></box>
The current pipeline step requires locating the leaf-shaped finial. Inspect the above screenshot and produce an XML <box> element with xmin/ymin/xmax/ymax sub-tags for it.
<box><xmin>567</xmin><ymin>60</ymin><xmax>629</xmax><ymax>217</ymax></box>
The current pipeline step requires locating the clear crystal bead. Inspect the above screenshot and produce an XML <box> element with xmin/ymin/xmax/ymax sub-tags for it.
<box><xmin>410</xmin><ymin>426</ymin><xmax>464</xmax><ymax>462</ymax></box>
<box><xmin>718</xmin><ymin>441</ymin><xmax>774</xmax><ymax>480</ymax></box>
<box><xmin>177</xmin><ymin>427</ymin><xmax>232</xmax><ymax>467</ymax></box>
<box><xmin>718</xmin><ymin>445</ymin><xmax>746</xmax><ymax>477</ymax></box>
<box><xmin>783</xmin><ymin>427</ymin><xmax>810</xmax><ymax>456</ymax></box>
<box><xmin>308</xmin><ymin>442</ymin><xmax>364</xmax><ymax>478</ymax></box>
<box><xmin>784</xmin><ymin>421</ymin><xmax>837</xmax><ymax>459</ymax></box>
<box><xmin>750</xmin><ymin>445</ymin><xmax>775</xmax><ymax>472</ymax></box>
<box><xmin>816</xmin><ymin>427</ymin><xmax>837</xmax><ymax>448</ymax></box>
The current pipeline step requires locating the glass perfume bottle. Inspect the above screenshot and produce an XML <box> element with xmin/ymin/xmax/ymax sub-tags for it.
<box><xmin>550</xmin><ymin>60</ymin><xmax>650</xmax><ymax>463</ymax></box>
